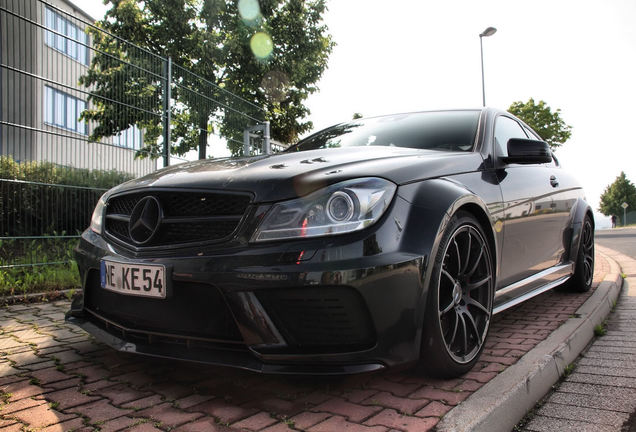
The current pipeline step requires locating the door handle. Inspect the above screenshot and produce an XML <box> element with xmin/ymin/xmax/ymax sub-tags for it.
<box><xmin>550</xmin><ymin>175</ymin><xmax>559</xmax><ymax>188</ymax></box>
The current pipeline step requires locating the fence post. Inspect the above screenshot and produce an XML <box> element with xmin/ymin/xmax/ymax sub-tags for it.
<box><xmin>243</xmin><ymin>128</ymin><xmax>250</xmax><ymax>156</ymax></box>
<box><xmin>162</xmin><ymin>56</ymin><xmax>172</xmax><ymax>167</ymax></box>
<box><xmin>0</xmin><ymin>10</ymin><xmax>3</xmax><ymax>155</ymax></box>
<box><xmin>264</xmin><ymin>121</ymin><xmax>271</xmax><ymax>155</ymax></box>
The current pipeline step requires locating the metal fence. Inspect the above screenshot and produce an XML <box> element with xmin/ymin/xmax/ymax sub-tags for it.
<box><xmin>622</xmin><ymin>210</ymin><xmax>636</xmax><ymax>227</ymax></box>
<box><xmin>0</xmin><ymin>0</ymin><xmax>267</xmax><ymax>284</ymax></box>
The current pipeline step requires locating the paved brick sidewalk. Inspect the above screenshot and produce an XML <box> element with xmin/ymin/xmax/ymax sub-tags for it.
<box><xmin>522</xmin><ymin>248</ymin><xmax>636</xmax><ymax>432</ymax></box>
<box><xmin>0</xmin><ymin>253</ymin><xmax>608</xmax><ymax>432</ymax></box>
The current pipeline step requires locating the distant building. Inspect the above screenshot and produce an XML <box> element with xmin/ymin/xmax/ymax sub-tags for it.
<box><xmin>1</xmin><ymin>0</ymin><xmax>154</xmax><ymax>176</ymax></box>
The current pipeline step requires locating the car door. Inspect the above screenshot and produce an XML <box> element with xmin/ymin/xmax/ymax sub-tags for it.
<box><xmin>521</xmin><ymin>126</ymin><xmax>577</xmax><ymax>269</ymax></box>
<box><xmin>494</xmin><ymin>115</ymin><xmax>565</xmax><ymax>289</ymax></box>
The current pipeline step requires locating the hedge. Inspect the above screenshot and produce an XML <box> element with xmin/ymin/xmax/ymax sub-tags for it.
<box><xmin>0</xmin><ymin>156</ymin><xmax>133</xmax><ymax>237</ymax></box>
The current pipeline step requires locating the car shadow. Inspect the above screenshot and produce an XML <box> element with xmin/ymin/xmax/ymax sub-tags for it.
<box><xmin>0</xmin><ymin>255</ymin><xmax>605</xmax><ymax>430</ymax></box>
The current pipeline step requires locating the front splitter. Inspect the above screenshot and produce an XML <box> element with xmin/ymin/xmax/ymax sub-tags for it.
<box><xmin>66</xmin><ymin>315</ymin><xmax>386</xmax><ymax>375</ymax></box>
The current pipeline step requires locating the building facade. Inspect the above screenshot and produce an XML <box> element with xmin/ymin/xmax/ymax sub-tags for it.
<box><xmin>1</xmin><ymin>0</ymin><xmax>155</xmax><ymax>177</ymax></box>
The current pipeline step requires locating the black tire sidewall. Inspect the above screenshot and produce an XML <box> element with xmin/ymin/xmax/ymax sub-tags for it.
<box><xmin>571</xmin><ymin>215</ymin><xmax>594</xmax><ymax>292</ymax></box>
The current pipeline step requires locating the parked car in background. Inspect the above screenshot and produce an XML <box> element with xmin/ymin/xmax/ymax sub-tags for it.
<box><xmin>67</xmin><ymin>108</ymin><xmax>594</xmax><ymax>377</ymax></box>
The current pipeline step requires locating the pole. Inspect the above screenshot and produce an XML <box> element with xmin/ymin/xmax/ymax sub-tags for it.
<box><xmin>162</xmin><ymin>57</ymin><xmax>172</xmax><ymax>168</ymax></box>
<box><xmin>243</xmin><ymin>129</ymin><xmax>250</xmax><ymax>157</ymax></box>
<box><xmin>0</xmin><ymin>10</ymin><xmax>3</xmax><ymax>155</ymax></box>
<box><xmin>480</xmin><ymin>36</ymin><xmax>486</xmax><ymax>107</ymax></box>
<box><xmin>264</xmin><ymin>121</ymin><xmax>270</xmax><ymax>155</ymax></box>
<box><xmin>624</xmin><ymin>207</ymin><xmax>627</xmax><ymax>227</ymax></box>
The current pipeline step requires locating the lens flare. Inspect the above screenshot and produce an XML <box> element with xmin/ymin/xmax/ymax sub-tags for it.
<box><xmin>250</xmin><ymin>32</ymin><xmax>273</xmax><ymax>59</ymax></box>
<box><xmin>238</xmin><ymin>0</ymin><xmax>260</xmax><ymax>21</ymax></box>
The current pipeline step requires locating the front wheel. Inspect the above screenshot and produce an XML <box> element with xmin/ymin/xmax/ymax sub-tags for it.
<box><xmin>420</xmin><ymin>212</ymin><xmax>494</xmax><ymax>377</ymax></box>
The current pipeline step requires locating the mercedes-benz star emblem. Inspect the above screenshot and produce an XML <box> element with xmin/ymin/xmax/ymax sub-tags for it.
<box><xmin>128</xmin><ymin>196</ymin><xmax>162</xmax><ymax>245</ymax></box>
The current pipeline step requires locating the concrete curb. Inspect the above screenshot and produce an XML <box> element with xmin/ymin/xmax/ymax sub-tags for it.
<box><xmin>436</xmin><ymin>251</ymin><xmax>623</xmax><ymax>432</ymax></box>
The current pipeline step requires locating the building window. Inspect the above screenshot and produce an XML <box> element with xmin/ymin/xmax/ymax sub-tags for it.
<box><xmin>113</xmin><ymin>125</ymin><xmax>143</xmax><ymax>150</ymax></box>
<box><xmin>44</xmin><ymin>86</ymin><xmax>87</xmax><ymax>135</ymax></box>
<box><xmin>44</xmin><ymin>6</ymin><xmax>89</xmax><ymax>66</ymax></box>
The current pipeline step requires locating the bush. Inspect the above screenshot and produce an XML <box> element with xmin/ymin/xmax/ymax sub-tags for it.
<box><xmin>0</xmin><ymin>156</ymin><xmax>133</xmax><ymax>187</ymax></box>
<box><xmin>1</xmin><ymin>156</ymin><xmax>132</xmax><ymax>237</ymax></box>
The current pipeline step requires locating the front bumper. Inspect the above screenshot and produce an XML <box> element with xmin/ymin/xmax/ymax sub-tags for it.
<box><xmin>68</xmin><ymin>195</ymin><xmax>435</xmax><ymax>374</ymax></box>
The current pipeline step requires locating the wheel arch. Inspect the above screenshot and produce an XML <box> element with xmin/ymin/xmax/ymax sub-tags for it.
<box><xmin>432</xmin><ymin>193</ymin><xmax>499</xmax><ymax>292</ymax></box>
<box><xmin>451</xmin><ymin>201</ymin><xmax>498</xmax><ymax>281</ymax></box>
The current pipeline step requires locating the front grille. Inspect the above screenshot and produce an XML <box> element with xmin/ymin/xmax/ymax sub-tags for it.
<box><xmin>158</xmin><ymin>220</ymin><xmax>239</xmax><ymax>244</ymax></box>
<box><xmin>84</xmin><ymin>271</ymin><xmax>243</xmax><ymax>343</ymax></box>
<box><xmin>104</xmin><ymin>190</ymin><xmax>251</xmax><ymax>248</ymax></box>
<box><xmin>162</xmin><ymin>193</ymin><xmax>250</xmax><ymax>217</ymax></box>
<box><xmin>256</xmin><ymin>287</ymin><xmax>376</xmax><ymax>352</ymax></box>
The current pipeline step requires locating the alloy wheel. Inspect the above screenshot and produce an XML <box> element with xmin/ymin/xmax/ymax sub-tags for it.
<box><xmin>438</xmin><ymin>224</ymin><xmax>493</xmax><ymax>364</ymax></box>
<box><xmin>581</xmin><ymin>219</ymin><xmax>594</xmax><ymax>287</ymax></box>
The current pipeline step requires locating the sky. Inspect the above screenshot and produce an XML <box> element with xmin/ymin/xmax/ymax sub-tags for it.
<box><xmin>81</xmin><ymin>0</ymin><xmax>636</xmax><ymax>227</ymax></box>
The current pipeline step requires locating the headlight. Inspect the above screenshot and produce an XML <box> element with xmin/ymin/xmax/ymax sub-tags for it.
<box><xmin>90</xmin><ymin>195</ymin><xmax>107</xmax><ymax>234</ymax></box>
<box><xmin>252</xmin><ymin>178</ymin><xmax>396</xmax><ymax>242</ymax></box>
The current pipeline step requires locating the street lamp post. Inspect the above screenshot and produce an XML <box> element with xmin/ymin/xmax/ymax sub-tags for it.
<box><xmin>479</xmin><ymin>26</ymin><xmax>497</xmax><ymax>107</ymax></box>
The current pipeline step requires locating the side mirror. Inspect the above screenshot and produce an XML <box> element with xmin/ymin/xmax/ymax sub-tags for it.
<box><xmin>503</xmin><ymin>138</ymin><xmax>552</xmax><ymax>164</ymax></box>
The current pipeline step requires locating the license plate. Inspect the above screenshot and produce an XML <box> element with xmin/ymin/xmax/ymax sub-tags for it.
<box><xmin>100</xmin><ymin>260</ymin><xmax>166</xmax><ymax>299</ymax></box>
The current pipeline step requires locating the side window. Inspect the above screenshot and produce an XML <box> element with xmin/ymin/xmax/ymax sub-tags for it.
<box><xmin>493</xmin><ymin>116</ymin><xmax>528</xmax><ymax>157</ymax></box>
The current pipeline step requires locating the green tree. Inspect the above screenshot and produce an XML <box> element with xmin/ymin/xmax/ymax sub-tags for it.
<box><xmin>80</xmin><ymin>0</ymin><xmax>334</xmax><ymax>158</ymax></box>
<box><xmin>508</xmin><ymin>98</ymin><xmax>572</xmax><ymax>149</ymax></box>
<box><xmin>599</xmin><ymin>171</ymin><xmax>636</xmax><ymax>224</ymax></box>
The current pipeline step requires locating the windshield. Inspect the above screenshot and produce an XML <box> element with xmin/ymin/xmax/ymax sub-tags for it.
<box><xmin>287</xmin><ymin>110</ymin><xmax>481</xmax><ymax>153</ymax></box>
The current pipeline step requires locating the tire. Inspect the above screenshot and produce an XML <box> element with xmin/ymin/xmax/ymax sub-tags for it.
<box><xmin>564</xmin><ymin>215</ymin><xmax>594</xmax><ymax>292</ymax></box>
<box><xmin>420</xmin><ymin>211</ymin><xmax>494</xmax><ymax>377</ymax></box>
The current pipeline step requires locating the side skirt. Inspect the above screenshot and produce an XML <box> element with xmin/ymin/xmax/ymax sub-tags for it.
<box><xmin>493</xmin><ymin>263</ymin><xmax>574</xmax><ymax>315</ymax></box>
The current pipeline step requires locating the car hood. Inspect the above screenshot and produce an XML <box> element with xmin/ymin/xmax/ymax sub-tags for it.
<box><xmin>110</xmin><ymin>146</ymin><xmax>484</xmax><ymax>202</ymax></box>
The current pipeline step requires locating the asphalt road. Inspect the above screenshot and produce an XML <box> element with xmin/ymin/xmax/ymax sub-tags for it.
<box><xmin>595</xmin><ymin>227</ymin><xmax>636</xmax><ymax>258</ymax></box>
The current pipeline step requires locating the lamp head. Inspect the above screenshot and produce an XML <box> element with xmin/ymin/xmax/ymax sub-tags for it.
<box><xmin>480</xmin><ymin>27</ymin><xmax>497</xmax><ymax>37</ymax></box>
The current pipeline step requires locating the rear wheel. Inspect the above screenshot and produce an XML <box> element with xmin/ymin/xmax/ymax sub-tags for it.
<box><xmin>565</xmin><ymin>215</ymin><xmax>594</xmax><ymax>292</ymax></box>
<box><xmin>420</xmin><ymin>212</ymin><xmax>494</xmax><ymax>377</ymax></box>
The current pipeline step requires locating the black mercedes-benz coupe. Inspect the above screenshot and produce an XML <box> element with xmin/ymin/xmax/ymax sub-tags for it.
<box><xmin>67</xmin><ymin>108</ymin><xmax>594</xmax><ymax>377</ymax></box>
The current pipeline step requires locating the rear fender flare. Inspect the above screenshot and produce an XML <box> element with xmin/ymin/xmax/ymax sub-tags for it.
<box><xmin>568</xmin><ymin>198</ymin><xmax>594</xmax><ymax>267</ymax></box>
